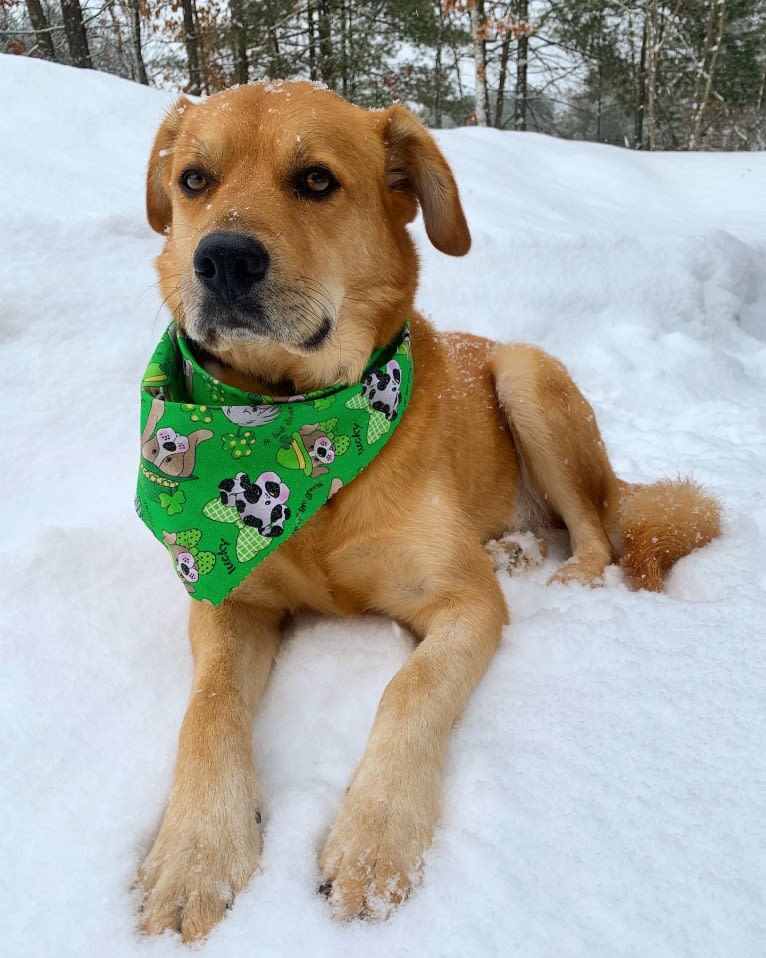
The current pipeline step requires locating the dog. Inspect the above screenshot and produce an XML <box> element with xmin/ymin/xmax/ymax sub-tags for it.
<box><xmin>138</xmin><ymin>80</ymin><xmax>721</xmax><ymax>941</ymax></box>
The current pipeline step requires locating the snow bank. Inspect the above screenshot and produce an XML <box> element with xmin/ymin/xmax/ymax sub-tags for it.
<box><xmin>1</xmin><ymin>55</ymin><xmax>765</xmax><ymax>958</ymax></box>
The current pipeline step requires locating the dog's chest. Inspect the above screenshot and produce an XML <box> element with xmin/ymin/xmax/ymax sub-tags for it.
<box><xmin>234</xmin><ymin>508</ymin><xmax>372</xmax><ymax>617</ymax></box>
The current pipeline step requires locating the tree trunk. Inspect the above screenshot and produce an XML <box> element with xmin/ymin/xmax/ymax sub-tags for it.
<box><xmin>24</xmin><ymin>0</ymin><xmax>56</xmax><ymax>61</ymax></box>
<box><xmin>757</xmin><ymin>60</ymin><xmax>766</xmax><ymax>113</ymax></box>
<box><xmin>645</xmin><ymin>0</ymin><xmax>658</xmax><ymax>150</ymax></box>
<box><xmin>181</xmin><ymin>0</ymin><xmax>201</xmax><ymax>95</ymax></box>
<box><xmin>229</xmin><ymin>0</ymin><xmax>248</xmax><ymax>84</ymax></box>
<box><xmin>308</xmin><ymin>2</ymin><xmax>318</xmax><ymax>81</ymax></box>
<box><xmin>318</xmin><ymin>0</ymin><xmax>335</xmax><ymax>88</ymax></box>
<box><xmin>60</xmin><ymin>0</ymin><xmax>92</xmax><ymax>68</ymax></box>
<box><xmin>433</xmin><ymin>0</ymin><xmax>444</xmax><ymax>126</ymax></box>
<box><xmin>108</xmin><ymin>1</ymin><xmax>129</xmax><ymax>73</ymax></box>
<box><xmin>267</xmin><ymin>3</ymin><xmax>281</xmax><ymax>79</ymax></box>
<box><xmin>635</xmin><ymin>10</ymin><xmax>648</xmax><ymax>148</ymax></box>
<box><xmin>469</xmin><ymin>0</ymin><xmax>489</xmax><ymax>125</ymax></box>
<box><xmin>595</xmin><ymin>8</ymin><xmax>603</xmax><ymax>141</ymax></box>
<box><xmin>688</xmin><ymin>0</ymin><xmax>728</xmax><ymax>149</ymax></box>
<box><xmin>340</xmin><ymin>0</ymin><xmax>349</xmax><ymax>97</ymax></box>
<box><xmin>126</xmin><ymin>0</ymin><xmax>149</xmax><ymax>84</ymax></box>
<box><xmin>495</xmin><ymin>31</ymin><xmax>512</xmax><ymax>128</ymax></box>
<box><xmin>515</xmin><ymin>0</ymin><xmax>529</xmax><ymax>132</ymax></box>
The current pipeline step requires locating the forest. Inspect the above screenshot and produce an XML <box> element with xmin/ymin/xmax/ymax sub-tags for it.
<box><xmin>1</xmin><ymin>0</ymin><xmax>764</xmax><ymax>149</ymax></box>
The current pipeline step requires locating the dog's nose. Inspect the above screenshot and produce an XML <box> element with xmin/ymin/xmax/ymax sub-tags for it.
<box><xmin>193</xmin><ymin>231</ymin><xmax>270</xmax><ymax>303</ymax></box>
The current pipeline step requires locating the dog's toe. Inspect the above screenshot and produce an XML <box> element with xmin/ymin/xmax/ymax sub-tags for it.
<box><xmin>139</xmin><ymin>877</ymin><xmax>183</xmax><ymax>937</ymax></box>
<box><xmin>179</xmin><ymin>889</ymin><xmax>230</xmax><ymax>944</ymax></box>
<box><xmin>137</xmin><ymin>803</ymin><xmax>261</xmax><ymax>941</ymax></box>
<box><xmin>319</xmin><ymin>785</ymin><xmax>428</xmax><ymax>922</ymax></box>
<box><xmin>548</xmin><ymin>558</ymin><xmax>606</xmax><ymax>588</ymax></box>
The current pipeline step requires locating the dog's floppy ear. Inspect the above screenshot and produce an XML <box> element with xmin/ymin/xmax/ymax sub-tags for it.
<box><xmin>146</xmin><ymin>97</ymin><xmax>191</xmax><ymax>235</ymax></box>
<box><xmin>382</xmin><ymin>104</ymin><xmax>471</xmax><ymax>257</ymax></box>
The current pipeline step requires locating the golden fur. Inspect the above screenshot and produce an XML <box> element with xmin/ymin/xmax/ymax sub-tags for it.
<box><xmin>138</xmin><ymin>81</ymin><xmax>721</xmax><ymax>940</ymax></box>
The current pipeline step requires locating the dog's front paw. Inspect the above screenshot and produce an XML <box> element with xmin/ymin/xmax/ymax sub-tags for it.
<box><xmin>138</xmin><ymin>798</ymin><xmax>262</xmax><ymax>942</ymax></box>
<box><xmin>319</xmin><ymin>781</ymin><xmax>434</xmax><ymax>921</ymax></box>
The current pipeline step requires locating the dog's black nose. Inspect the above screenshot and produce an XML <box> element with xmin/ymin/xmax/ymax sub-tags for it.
<box><xmin>193</xmin><ymin>231</ymin><xmax>270</xmax><ymax>303</ymax></box>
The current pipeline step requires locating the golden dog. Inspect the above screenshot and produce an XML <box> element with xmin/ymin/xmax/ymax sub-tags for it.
<box><xmin>138</xmin><ymin>81</ymin><xmax>720</xmax><ymax>940</ymax></box>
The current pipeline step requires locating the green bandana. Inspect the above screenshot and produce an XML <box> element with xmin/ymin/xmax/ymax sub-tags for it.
<box><xmin>135</xmin><ymin>323</ymin><xmax>413</xmax><ymax>604</ymax></box>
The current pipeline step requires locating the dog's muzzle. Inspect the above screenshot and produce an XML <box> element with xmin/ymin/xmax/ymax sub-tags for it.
<box><xmin>189</xmin><ymin>230</ymin><xmax>332</xmax><ymax>350</ymax></box>
<box><xmin>193</xmin><ymin>231</ymin><xmax>270</xmax><ymax>306</ymax></box>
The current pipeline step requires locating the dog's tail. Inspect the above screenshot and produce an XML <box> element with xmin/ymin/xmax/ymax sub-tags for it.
<box><xmin>609</xmin><ymin>478</ymin><xmax>721</xmax><ymax>591</ymax></box>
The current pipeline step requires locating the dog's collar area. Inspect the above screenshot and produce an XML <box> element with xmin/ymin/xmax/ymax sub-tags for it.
<box><xmin>176</xmin><ymin>323</ymin><xmax>410</xmax><ymax>407</ymax></box>
<box><xmin>187</xmin><ymin>337</ymin><xmax>300</xmax><ymax>398</ymax></box>
<box><xmin>135</xmin><ymin>321</ymin><xmax>413</xmax><ymax>604</ymax></box>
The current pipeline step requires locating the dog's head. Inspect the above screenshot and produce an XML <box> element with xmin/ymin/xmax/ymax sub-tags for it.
<box><xmin>146</xmin><ymin>82</ymin><xmax>470</xmax><ymax>392</ymax></box>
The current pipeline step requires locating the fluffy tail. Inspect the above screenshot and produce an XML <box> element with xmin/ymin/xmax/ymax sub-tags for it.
<box><xmin>613</xmin><ymin>478</ymin><xmax>721</xmax><ymax>591</ymax></box>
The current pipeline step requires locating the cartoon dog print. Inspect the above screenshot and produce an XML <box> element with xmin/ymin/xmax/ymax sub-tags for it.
<box><xmin>277</xmin><ymin>423</ymin><xmax>345</xmax><ymax>478</ymax></box>
<box><xmin>218</xmin><ymin>471</ymin><xmax>291</xmax><ymax>537</ymax></box>
<box><xmin>307</xmin><ymin>432</ymin><xmax>336</xmax><ymax>474</ymax></box>
<box><xmin>360</xmin><ymin>359</ymin><xmax>402</xmax><ymax>421</ymax></box>
<box><xmin>175</xmin><ymin>551</ymin><xmax>199</xmax><ymax>585</ymax></box>
<box><xmin>141</xmin><ymin>396</ymin><xmax>212</xmax><ymax>478</ymax></box>
<box><xmin>161</xmin><ymin>531</ymin><xmax>200</xmax><ymax>594</ymax></box>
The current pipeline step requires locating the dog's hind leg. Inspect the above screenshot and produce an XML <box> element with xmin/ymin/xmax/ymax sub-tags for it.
<box><xmin>138</xmin><ymin>601</ymin><xmax>280</xmax><ymax>942</ymax></box>
<box><xmin>492</xmin><ymin>343</ymin><xmax>620</xmax><ymax>588</ymax></box>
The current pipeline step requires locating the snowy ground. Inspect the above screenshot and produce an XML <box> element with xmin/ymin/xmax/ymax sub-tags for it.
<box><xmin>1</xmin><ymin>55</ymin><xmax>765</xmax><ymax>958</ymax></box>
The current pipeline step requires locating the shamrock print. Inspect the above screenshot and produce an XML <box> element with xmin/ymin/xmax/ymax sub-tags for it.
<box><xmin>181</xmin><ymin>403</ymin><xmax>213</xmax><ymax>425</ymax></box>
<box><xmin>159</xmin><ymin>488</ymin><xmax>186</xmax><ymax>516</ymax></box>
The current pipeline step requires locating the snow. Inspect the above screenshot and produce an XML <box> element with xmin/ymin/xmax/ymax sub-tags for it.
<box><xmin>1</xmin><ymin>54</ymin><xmax>765</xmax><ymax>957</ymax></box>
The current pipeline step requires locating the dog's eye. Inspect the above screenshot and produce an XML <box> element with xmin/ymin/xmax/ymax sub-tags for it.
<box><xmin>296</xmin><ymin>167</ymin><xmax>339</xmax><ymax>199</ymax></box>
<box><xmin>179</xmin><ymin>169</ymin><xmax>209</xmax><ymax>195</ymax></box>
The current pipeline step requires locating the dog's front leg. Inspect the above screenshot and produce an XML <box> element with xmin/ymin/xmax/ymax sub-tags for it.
<box><xmin>320</xmin><ymin>549</ymin><xmax>507</xmax><ymax>920</ymax></box>
<box><xmin>139</xmin><ymin>600</ymin><xmax>280</xmax><ymax>942</ymax></box>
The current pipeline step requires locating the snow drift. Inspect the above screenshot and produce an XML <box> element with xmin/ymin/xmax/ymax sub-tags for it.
<box><xmin>1</xmin><ymin>54</ymin><xmax>765</xmax><ymax>958</ymax></box>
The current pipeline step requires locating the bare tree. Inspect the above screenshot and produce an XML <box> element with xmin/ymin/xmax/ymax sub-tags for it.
<box><xmin>24</xmin><ymin>0</ymin><xmax>55</xmax><ymax>60</ymax></box>
<box><xmin>688</xmin><ymin>0</ymin><xmax>728</xmax><ymax>148</ymax></box>
<box><xmin>494</xmin><ymin>25</ymin><xmax>512</xmax><ymax>127</ymax></box>
<box><xmin>307</xmin><ymin>0</ymin><xmax>318</xmax><ymax>80</ymax></box>
<box><xmin>125</xmin><ymin>0</ymin><xmax>149</xmax><ymax>84</ymax></box>
<box><xmin>229</xmin><ymin>0</ymin><xmax>248</xmax><ymax>84</ymax></box>
<box><xmin>181</xmin><ymin>0</ymin><xmax>201</xmax><ymax>94</ymax></box>
<box><xmin>643</xmin><ymin>0</ymin><xmax>683</xmax><ymax>149</ymax></box>
<box><xmin>634</xmin><ymin>6</ymin><xmax>648</xmax><ymax>147</ymax></box>
<box><xmin>434</xmin><ymin>0</ymin><xmax>446</xmax><ymax>126</ymax></box>
<box><xmin>61</xmin><ymin>0</ymin><xmax>92</xmax><ymax>67</ymax></box>
<box><xmin>469</xmin><ymin>0</ymin><xmax>489</xmax><ymax>124</ymax></box>
<box><xmin>514</xmin><ymin>0</ymin><xmax>530</xmax><ymax>131</ymax></box>
<box><xmin>317</xmin><ymin>0</ymin><xmax>335</xmax><ymax>87</ymax></box>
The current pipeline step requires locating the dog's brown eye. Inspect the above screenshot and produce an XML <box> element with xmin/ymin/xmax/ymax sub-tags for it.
<box><xmin>306</xmin><ymin>170</ymin><xmax>330</xmax><ymax>192</ymax></box>
<box><xmin>296</xmin><ymin>167</ymin><xmax>339</xmax><ymax>199</ymax></box>
<box><xmin>180</xmin><ymin>169</ymin><xmax>208</xmax><ymax>195</ymax></box>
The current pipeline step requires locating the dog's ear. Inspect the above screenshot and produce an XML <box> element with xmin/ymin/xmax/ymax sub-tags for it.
<box><xmin>381</xmin><ymin>104</ymin><xmax>471</xmax><ymax>257</ymax></box>
<box><xmin>146</xmin><ymin>97</ymin><xmax>191</xmax><ymax>235</ymax></box>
